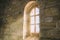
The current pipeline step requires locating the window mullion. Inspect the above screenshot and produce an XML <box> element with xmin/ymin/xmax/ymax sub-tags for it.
<box><xmin>34</xmin><ymin>8</ymin><xmax>36</xmax><ymax>33</ymax></box>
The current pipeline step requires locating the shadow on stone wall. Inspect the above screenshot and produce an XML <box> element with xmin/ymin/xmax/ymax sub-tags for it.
<box><xmin>0</xmin><ymin>0</ymin><xmax>12</xmax><ymax>40</ymax></box>
<box><xmin>56</xmin><ymin>0</ymin><xmax>60</xmax><ymax>20</ymax></box>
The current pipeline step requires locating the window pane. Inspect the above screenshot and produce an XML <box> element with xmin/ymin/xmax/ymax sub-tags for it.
<box><xmin>30</xmin><ymin>8</ymin><xmax>34</xmax><ymax>16</ymax></box>
<box><xmin>36</xmin><ymin>16</ymin><xmax>39</xmax><ymax>24</ymax></box>
<box><xmin>36</xmin><ymin>8</ymin><xmax>39</xmax><ymax>15</ymax></box>
<box><xmin>36</xmin><ymin>25</ymin><xmax>40</xmax><ymax>33</ymax></box>
<box><xmin>30</xmin><ymin>25</ymin><xmax>35</xmax><ymax>33</ymax></box>
<box><xmin>30</xmin><ymin>16</ymin><xmax>34</xmax><ymax>24</ymax></box>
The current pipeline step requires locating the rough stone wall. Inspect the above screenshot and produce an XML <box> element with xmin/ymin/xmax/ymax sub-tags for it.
<box><xmin>0</xmin><ymin>0</ymin><xmax>60</xmax><ymax>40</ymax></box>
<box><xmin>40</xmin><ymin>0</ymin><xmax>60</xmax><ymax>40</ymax></box>
<box><xmin>0</xmin><ymin>0</ymin><xmax>24</xmax><ymax>40</ymax></box>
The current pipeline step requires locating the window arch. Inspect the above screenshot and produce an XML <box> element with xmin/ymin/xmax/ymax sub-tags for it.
<box><xmin>23</xmin><ymin>1</ymin><xmax>40</xmax><ymax>40</ymax></box>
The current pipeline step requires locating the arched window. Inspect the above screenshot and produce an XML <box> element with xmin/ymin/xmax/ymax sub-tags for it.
<box><xmin>23</xmin><ymin>1</ymin><xmax>40</xmax><ymax>40</ymax></box>
<box><xmin>30</xmin><ymin>7</ymin><xmax>40</xmax><ymax>33</ymax></box>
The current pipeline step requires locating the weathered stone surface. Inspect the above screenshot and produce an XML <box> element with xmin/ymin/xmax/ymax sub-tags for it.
<box><xmin>0</xmin><ymin>0</ymin><xmax>60</xmax><ymax>40</ymax></box>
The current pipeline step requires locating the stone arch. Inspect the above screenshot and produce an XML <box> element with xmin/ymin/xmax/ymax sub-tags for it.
<box><xmin>24</xmin><ymin>1</ymin><xmax>39</xmax><ymax>13</ymax></box>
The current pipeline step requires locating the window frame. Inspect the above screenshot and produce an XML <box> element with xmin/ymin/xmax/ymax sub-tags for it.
<box><xmin>30</xmin><ymin>7</ymin><xmax>40</xmax><ymax>33</ymax></box>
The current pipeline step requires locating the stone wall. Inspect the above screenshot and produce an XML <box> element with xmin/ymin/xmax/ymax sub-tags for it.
<box><xmin>40</xmin><ymin>0</ymin><xmax>60</xmax><ymax>40</ymax></box>
<box><xmin>0</xmin><ymin>0</ymin><xmax>60</xmax><ymax>40</ymax></box>
<box><xmin>0</xmin><ymin>0</ymin><xmax>24</xmax><ymax>40</ymax></box>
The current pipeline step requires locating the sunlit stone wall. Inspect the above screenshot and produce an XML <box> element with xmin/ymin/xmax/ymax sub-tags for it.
<box><xmin>0</xmin><ymin>0</ymin><xmax>23</xmax><ymax>40</ymax></box>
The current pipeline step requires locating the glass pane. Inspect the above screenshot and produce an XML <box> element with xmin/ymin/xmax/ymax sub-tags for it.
<box><xmin>36</xmin><ymin>25</ymin><xmax>40</xmax><ymax>33</ymax></box>
<box><xmin>30</xmin><ymin>16</ymin><xmax>34</xmax><ymax>24</ymax></box>
<box><xmin>36</xmin><ymin>16</ymin><xmax>39</xmax><ymax>24</ymax></box>
<box><xmin>36</xmin><ymin>8</ymin><xmax>39</xmax><ymax>15</ymax></box>
<box><xmin>30</xmin><ymin>25</ymin><xmax>35</xmax><ymax>33</ymax></box>
<box><xmin>30</xmin><ymin>8</ymin><xmax>34</xmax><ymax>16</ymax></box>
